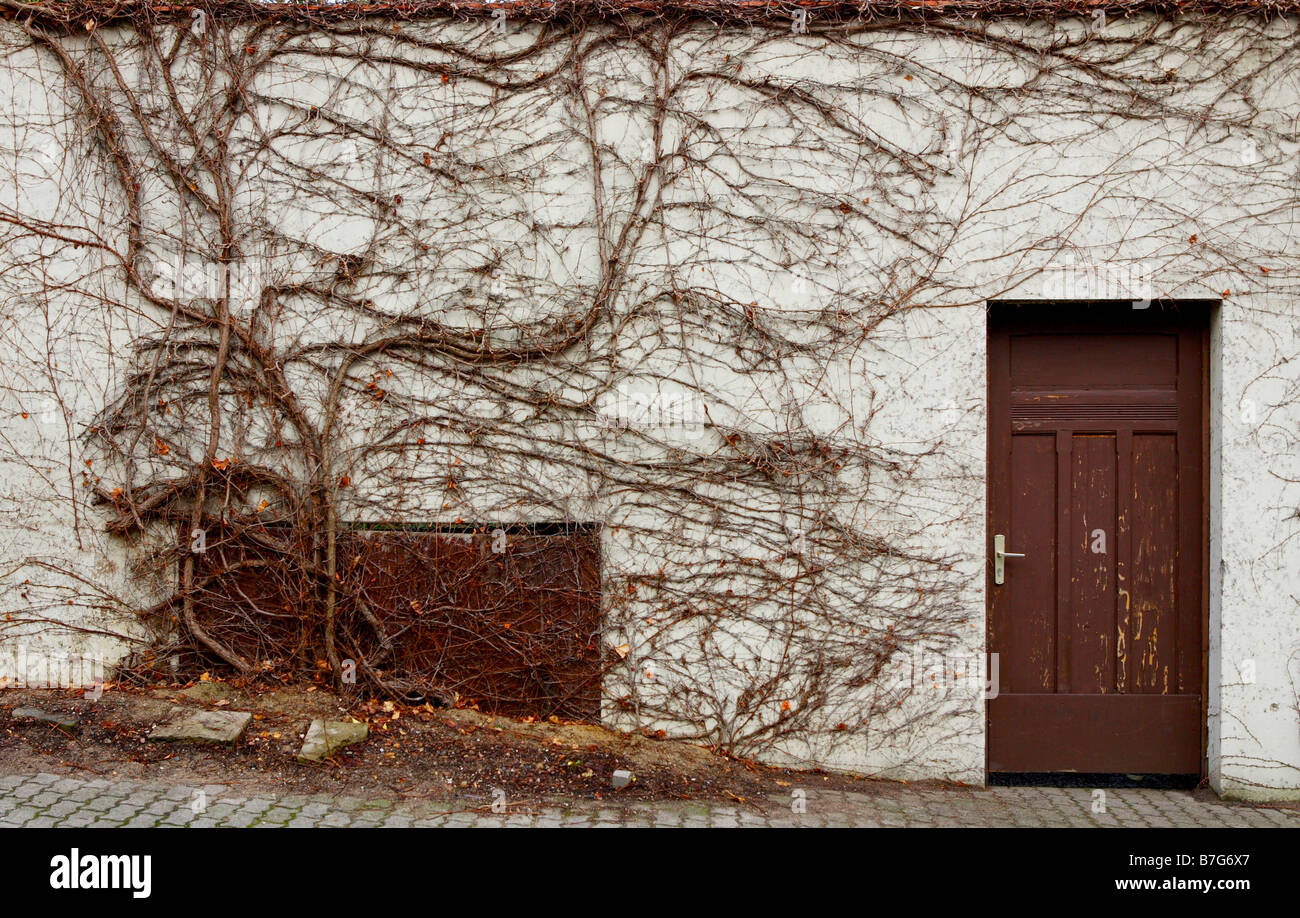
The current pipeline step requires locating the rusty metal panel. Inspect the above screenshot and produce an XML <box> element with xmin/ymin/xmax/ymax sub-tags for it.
<box><xmin>988</xmin><ymin>304</ymin><xmax>1206</xmax><ymax>774</ymax></box>
<box><xmin>342</xmin><ymin>526</ymin><xmax>602</xmax><ymax>721</ymax></box>
<box><xmin>180</xmin><ymin>523</ymin><xmax>603</xmax><ymax>722</ymax></box>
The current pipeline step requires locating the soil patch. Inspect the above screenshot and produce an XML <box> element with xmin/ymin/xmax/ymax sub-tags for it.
<box><xmin>0</xmin><ymin>683</ymin><xmax>892</xmax><ymax>808</ymax></box>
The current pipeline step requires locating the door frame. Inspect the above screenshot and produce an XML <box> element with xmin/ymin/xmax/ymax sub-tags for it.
<box><xmin>984</xmin><ymin>299</ymin><xmax>1213</xmax><ymax>779</ymax></box>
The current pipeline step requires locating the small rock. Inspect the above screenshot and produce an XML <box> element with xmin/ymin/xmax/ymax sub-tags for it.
<box><xmin>176</xmin><ymin>682</ymin><xmax>232</xmax><ymax>704</ymax></box>
<box><xmin>148</xmin><ymin>707</ymin><xmax>251</xmax><ymax>744</ymax></box>
<box><xmin>297</xmin><ymin>719</ymin><xmax>369</xmax><ymax>763</ymax></box>
<box><xmin>11</xmin><ymin>707</ymin><xmax>79</xmax><ymax>730</ymax></box>
<box><xmin>612</xmin><ymin>769</ymin><xmax>634</xmax><ymax>789</ymax></box>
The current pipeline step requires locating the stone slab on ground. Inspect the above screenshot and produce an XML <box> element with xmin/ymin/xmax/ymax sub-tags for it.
<box><xmin>10</xmin><ymin>707</ymin><xmax>78</xmax><ymax>730</ymax></box>
<box><xmin>148</xmin><ymin>707</ymin><xmax>252</xmax><ymax>744</ymax></box>
<box><xmin>298</xmin><ymin>720</ymin><xmax>369</xmax><ymax>763</ymax></box>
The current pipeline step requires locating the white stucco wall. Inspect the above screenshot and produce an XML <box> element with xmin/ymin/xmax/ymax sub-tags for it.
<box><xmin>0</xmin><ymin>11</ymin><xmax>1296</xmax><ymax>796</ymax></box>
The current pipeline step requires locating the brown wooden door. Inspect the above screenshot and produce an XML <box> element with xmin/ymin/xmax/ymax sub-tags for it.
<box><xmin>987</xmin><ymin>304</ymin><xmax>1205</xmax><ymax>774</ymax></box>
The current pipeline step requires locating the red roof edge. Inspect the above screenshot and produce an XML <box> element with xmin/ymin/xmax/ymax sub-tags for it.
<box><xmin>2</xmin><ymin>0</ymin><xmax>1296</xmax><ymax>29</ymax></box>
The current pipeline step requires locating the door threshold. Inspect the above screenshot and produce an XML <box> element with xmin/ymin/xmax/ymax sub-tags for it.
<box><xmin>989</xmin><ymin>772</ymin><xmax>1200</xmax><ymax>789</ymax></box>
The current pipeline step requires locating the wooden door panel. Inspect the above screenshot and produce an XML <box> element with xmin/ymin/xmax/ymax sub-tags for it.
<box><xmin>987</xmin><ymin>695</ymin><xmax>1202</xmax><ymax>773</ymax></box>
<box><xmin>1005</xmin><ymin>434</ymin><xmax>1056</xmax><ymax>694</ymax></box>
<box><xmin>1128</xmin><ymin>434</ymin><xmax>1178</xmax><ymax>694</ymax></box>
<box><xmin>988</xmin><ymin>304</ymin><xmax>1205</xmax><ymax>774</ymax></box>
<box><xmin>1069</xmin><ymin>434</ymin><xmax>1116</xmax><ymax>695</ymax></box>
<box><xmin>1009</xmin><ymin>333</ymin><xmax>1177</xmax><ymax>387</ymax></box>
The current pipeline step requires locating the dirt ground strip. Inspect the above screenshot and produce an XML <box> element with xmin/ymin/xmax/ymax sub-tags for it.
<box><xmin>3</xmin><ymin>683</ymin><xmax>1296</xmax><ymax>821</ymax></box>
<box><xmin>0</xmin><ymin>682</ymin><xmax>887</xmax><ymax>806</ymax></box>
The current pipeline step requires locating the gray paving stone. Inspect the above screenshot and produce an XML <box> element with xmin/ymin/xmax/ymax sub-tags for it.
<box><xmin>148</xmin><ymin>708</ymin><xmax>252</xmax><ymax>744</ymax></box>
<box><xmin>0</xmin><ymin>766</ymin><xmax>1294</xmax><ymax>827</ymax></box>
<box><xmin>45</xmin><ymin>799</ymin><xmax>83</xmax><ymax>817</ymax></box>
<box><xmin>257</xmin><ymin>808</ymin><xmax>295</xmax><ymax>825</ymax></box>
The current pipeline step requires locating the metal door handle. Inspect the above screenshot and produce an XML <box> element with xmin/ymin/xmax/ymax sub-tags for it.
<box><xmin>993</xmin><ymin>534</ymin><xmax>1025</xmax><ymax>585</ymax></box>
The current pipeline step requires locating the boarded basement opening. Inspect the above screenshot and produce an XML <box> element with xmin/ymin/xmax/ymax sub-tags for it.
<box><xmin>344</xmin><ymin>523</ymin><xmax>602</xmax><ymax>720</ymax></box>
<box><xmin>182</xmin><ymin>522</ymin><xmax>603</xmax><ymax>721</ymax></box>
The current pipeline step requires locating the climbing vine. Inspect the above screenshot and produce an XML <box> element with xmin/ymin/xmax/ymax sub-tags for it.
<box><xmin>0</xmin><ymin>1</ymin><xmax>1297</xmax><ymax>773</ymax></box>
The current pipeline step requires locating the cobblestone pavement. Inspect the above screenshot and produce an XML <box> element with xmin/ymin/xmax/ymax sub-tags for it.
<box><xmin>0</xmin><ymin>771</ymin><xmax>1297</xmax><ymax>826</ymax></box>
